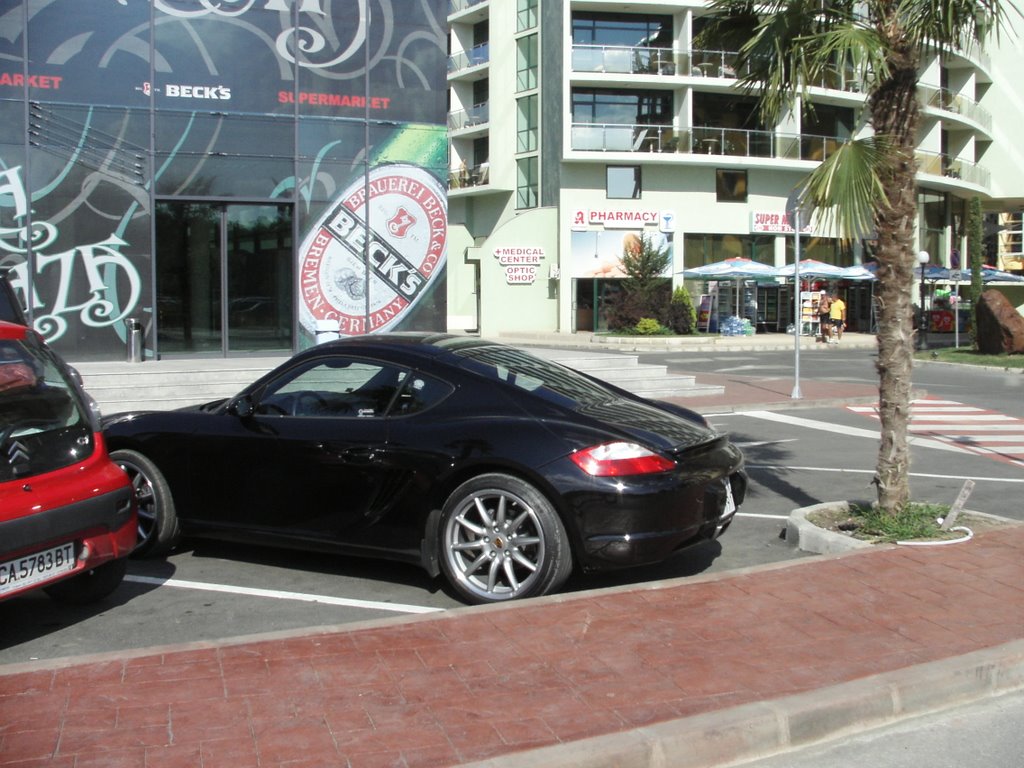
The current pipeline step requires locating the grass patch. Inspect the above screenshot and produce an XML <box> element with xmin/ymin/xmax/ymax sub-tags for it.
<box><xmin>917</xmin><ymin>346</ymin><xmax>1024</xmax><ymax>369</ymax></box>
<box><xmin>809</xmin><ymin>502</ymin><xmax>962</xmax><ymax>543</ymax></box>
<box><xmin>851</xmin><ymin>503</ymin><xmax>957</xmax><ymax>542</ymax></box>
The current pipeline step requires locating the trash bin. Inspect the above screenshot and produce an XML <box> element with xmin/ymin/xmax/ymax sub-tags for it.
<box><xmin>315</xmin><ymin>319</ymin><xmax>341</xmax><ymax>344</ymax></box>
<box><xmin>126</xmin><ymin>318</ymin><xmax>144</xmax><ymax>363</ymax></box>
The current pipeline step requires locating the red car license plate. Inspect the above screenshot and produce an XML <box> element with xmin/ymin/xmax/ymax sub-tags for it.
<box><xmin>0</xmin><ymin>542</ymin><xmax>77</xmax><ymax>597</ymax></box>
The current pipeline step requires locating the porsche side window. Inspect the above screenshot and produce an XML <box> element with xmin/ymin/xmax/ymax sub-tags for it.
<box><xmin>256</xmin><ymin>358</ymin><xmax>405</xmax><ymax>418</ymax></box>
<box><xmin>390</xmin><ymin>373</ymin><xmax>453</xmax><ymax>416</ymax></box>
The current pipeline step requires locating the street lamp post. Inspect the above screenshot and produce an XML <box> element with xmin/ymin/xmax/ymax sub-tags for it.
<box><xmin>917</xmin><ymin>250</ymin><xmax>929</xmax><ymax>350</ymax></box>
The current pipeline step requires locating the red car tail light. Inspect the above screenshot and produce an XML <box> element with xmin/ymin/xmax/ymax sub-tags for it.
<box><xmin>570</xmin><ymin>442</ymin><xmax>676</xmax><ymax>477</ymax></box>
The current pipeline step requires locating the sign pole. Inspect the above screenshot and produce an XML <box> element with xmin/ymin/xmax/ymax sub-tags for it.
<box><xmin>791</xmin><ymin>208</ymin><xmax>802</xmax><ymax>399</ymax></box>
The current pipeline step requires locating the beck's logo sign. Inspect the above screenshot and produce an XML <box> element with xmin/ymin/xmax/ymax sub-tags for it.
<box><xmin>387</xmin><ymin>207</ymin><xmax>415</xmax><ymax>238</ymax></box>
<box><xmin>298</xmin><ymin>164</ymin><xmax>447</xmax><ymax>337</ymax></box>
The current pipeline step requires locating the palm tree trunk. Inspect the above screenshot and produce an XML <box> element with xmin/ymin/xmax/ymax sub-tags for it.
<box><xmin>869</xmin><ymin>50</ymin><xmax>920</xmax><ymax>513</ymax></box>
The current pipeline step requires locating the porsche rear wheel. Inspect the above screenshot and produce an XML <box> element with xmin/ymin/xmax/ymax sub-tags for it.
<box><xmin>439</xmin><ymin>473</ymin><xmax>572</xmax><ymax>604</ymax></box>
<box><xmin>110</xmin><ymin>449</ymin><xmax>180</xmax><ymax>557</ymax></box>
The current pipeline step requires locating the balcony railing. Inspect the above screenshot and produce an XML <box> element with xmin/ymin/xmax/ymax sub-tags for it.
<box><xmin>571</xmin><ymin>44</ymin><xmax>679</xmax><ymax>76</ymax></box>
<box><xmin>915</xmin><ymin>150</ymin><xmax>990</xmax><ymax>187</ymax></box>
<box><xmin>688</xmin><ymin>50</ymin><xmax>747</xmax><ymax>79</ymax></box>
<box><xmin>449</xmin><ymin>161</ymin><xmax>490</xmax><ymax>189</ymax></box>
<box><xmin>448</xmin><ymin>43</ymin><xmax>489</xmax><ymax>73</ymax></box>
<box><xmin>448</xmin><ymin>103</ymin><xmax>489</xmax><ymax>131</ymax></box>
<box><xmin>449</xmin><ymin>0</ymin><xmax>487</xmax><ymax>13</ymax></box>
<box><xmin>569</xmin><ymin>123</ymin><xmax>854</xmax><ymax>163</ymax></box>
<box><xmin>919</xmin><ymin>85</ymin><xmax>992</xmax><ymax>131</ymax></box>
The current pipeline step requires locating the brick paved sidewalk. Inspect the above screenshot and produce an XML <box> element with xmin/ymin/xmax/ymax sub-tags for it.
<box><xmin>2</xmin><ymin>526</ymin><xmax>1021</xmax><ymax>768</ymax></box>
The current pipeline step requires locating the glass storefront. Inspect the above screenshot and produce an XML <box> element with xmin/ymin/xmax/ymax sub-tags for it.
<box><xmin>0</xmin><ymin>1</ymin><xmax>447</xmax><ymax>361</ymax></box>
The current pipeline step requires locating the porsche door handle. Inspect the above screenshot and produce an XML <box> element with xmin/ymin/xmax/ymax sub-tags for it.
<box><xmin>338</xmin><ymin>446</ymin><xmax>377</xmax><ymax>464</ymax></box>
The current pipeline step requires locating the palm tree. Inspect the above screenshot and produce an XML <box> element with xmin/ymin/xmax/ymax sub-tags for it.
<box><xmin>699</xmin><ymin>0</ymin><xmax>1011</xmax><ymax>513</ymax></box>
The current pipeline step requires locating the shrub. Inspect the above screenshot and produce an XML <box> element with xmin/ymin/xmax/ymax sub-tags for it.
<box><xmin>635</xmin><ymin>317</ymin><xmax>667</xmax><ymax>335</ymax></box>
<box><xmin>666</xmin><ymin>286</ymin><xmax>697</xmax><ymax>334</ymax></box>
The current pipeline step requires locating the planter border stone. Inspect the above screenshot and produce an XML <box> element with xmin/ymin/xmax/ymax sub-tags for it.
<box><xmin>787</xmin><ymin>501</ymin><xmax>1020</xmax><ymax>554</ymax></box>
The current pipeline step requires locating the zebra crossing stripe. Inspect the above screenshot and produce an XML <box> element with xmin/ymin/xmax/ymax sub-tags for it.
<box><xmin>846</xmin><ymin>397</ymin><xmax>1024</xmax><ymax>468</ymax></box>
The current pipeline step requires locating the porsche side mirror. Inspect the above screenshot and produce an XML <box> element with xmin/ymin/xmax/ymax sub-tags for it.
<box><xmin>228</xmin><ymin>395</ymin><xmax>254</xmax><ymax>419</ymax></box>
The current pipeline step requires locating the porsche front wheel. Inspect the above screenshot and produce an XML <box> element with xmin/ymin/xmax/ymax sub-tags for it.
<box><xmin>110</xmin><ymin>449</ymin><xmax>180</xmax><ymax>557</ymax></box>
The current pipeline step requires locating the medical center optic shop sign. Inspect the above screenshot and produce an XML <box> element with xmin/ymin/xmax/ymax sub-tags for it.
<box><xmin>494</xmin><ymin>247</ymin><xmax>545</xmax><ymax>285</ymax></box>
<box><xmin>298</xmin><ymin>164</ymin><xmax>447</xmax><ymax>336</ymax></box>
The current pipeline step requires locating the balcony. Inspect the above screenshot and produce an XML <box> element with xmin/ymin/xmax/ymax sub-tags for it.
<box><xmin>920</xmin><ymin>86</ymin><xmax>992</xmax><ymax>131</ymax></box>
<box><xmin>568</xmin><ymin>123</ymin><xmax>865</xmax><ymax>164</ymax></box>
<box><xmin>571</xmin><ymin>44</ymin><xmax>679</xmax><ymax>76</ymax></box>
<box><xmin>449</xmin><ymin>0</ymin><xmax>487</xmax><ymax>14</ymax></box>
<box><xmin>449</xmin><ymin>103</ymin><xmax>489</xmax><ymax>131</ymax></box>
<box><xmin>916</xmin><ymin>150</ymin><xmax>990</xmax><ymax>188</ymax></box>
<box><xmin>449</xmin><ymin>161</ymin><xmax>490</xmax><ymax>190</ymax></box>
<box><xmin>448</xmin><ymin>43</ymin><xmax>489</xmax><ymax>76</ymax></box>
<box><xmin>689</xmin><ymin>50</ymin><xmax>745</xmax><ymax>79</ymax></box>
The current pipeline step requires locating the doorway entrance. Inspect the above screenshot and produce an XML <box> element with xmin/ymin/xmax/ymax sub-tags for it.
<box><xmin>155</xmin><ymin>202</ymin><xmax>293</xmax><ymax>356</ymax></box>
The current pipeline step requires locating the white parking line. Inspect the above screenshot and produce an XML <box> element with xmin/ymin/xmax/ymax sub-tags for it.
<box><xmin>736</xmin><ymin>410</ymin><xmax>965</xmax><ymax>453</ymax></box>
<box><xmin>124</xmin><ymin>575</ymin><xmax>444</xmax><ymax>614</ymax></box>
<box><xmin>743</xmin><ymin>464</ymin><xmax>1024</xmax><ymax>483</ymax></box>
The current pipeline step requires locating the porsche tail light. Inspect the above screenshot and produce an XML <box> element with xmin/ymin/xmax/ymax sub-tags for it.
<box><xmin>570</xmin><ymin>442</ymin><xmax>676</xmax><ymax>477</ymax></box>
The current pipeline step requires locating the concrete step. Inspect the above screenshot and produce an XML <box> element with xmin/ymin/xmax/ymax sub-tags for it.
<box><xmin>71</xmin><ymin>346</ymin><xmax>722</xmax><ymax>415</ymax></box>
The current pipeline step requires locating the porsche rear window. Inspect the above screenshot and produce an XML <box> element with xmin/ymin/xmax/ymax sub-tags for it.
<box><xmin>453</xmin><ymin>345</ymin><xmax>614</xmax><ymax>407</ymax></box>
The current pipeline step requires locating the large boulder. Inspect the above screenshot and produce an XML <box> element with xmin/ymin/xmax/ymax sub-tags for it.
<box><xmin>975</xmin><ymin>289</ymin><xmax>1024</xmax><ymax>355</ymax></box>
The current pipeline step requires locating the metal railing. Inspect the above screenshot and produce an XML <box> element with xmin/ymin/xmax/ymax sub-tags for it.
<box><xmin>569</xmin><ymin>123</ymin><xmax>847</xmax><ymax>163</ymax></box>
<box><xmin>448</xmin><ymin>43</ymin><xmax>490</xmax><ymax>73</ymax></box>
<box><xmin>448</xmin><ymin>103</ymin><xmax>489</xmax><ymax>131</ymax></box>
<box><xmin>571</xmin><ymin>44</ymin><xmax>679</xmax><ymax>76</ymax></box>
<box><xmin>919</xmin><ymin>85</ymin><xmax>992</xmax><ymax>131</ymax></box>
<box><xmin>448</xmin><ymin>162</ymin><xmax>490</xmax><ymax>189</ymax></box>
<box><xmin>448</xmin><ymin>0</ymin><xmax>487</xmax><ymax>15</ymax></box>
<box><xmin>915</xmin><ymin>150</ymin><xmax>990</xmax><ymax>187</ymax></box>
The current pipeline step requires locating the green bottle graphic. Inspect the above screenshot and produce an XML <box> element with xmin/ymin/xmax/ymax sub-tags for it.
<box><xmin>297</xmin><ymin>122</ymin><xmax>448</xmax><ymax>339</ymax></box>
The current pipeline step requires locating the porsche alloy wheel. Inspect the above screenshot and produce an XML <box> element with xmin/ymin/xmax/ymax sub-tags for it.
<box><xmin>110</xmin><ymin>449</ymin><xmax>180</xmax><ymax>557</ymax></box>
<box><xmin>439</xmin><ymin>473</ymin><xmax>572</xmax><ymax>604</ymax></box>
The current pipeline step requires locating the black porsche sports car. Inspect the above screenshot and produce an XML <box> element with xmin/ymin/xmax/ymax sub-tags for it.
<box><xmin>104</xmin><ymin>334</ymin><xmax>745</xmax><ymax>604</ymax></box>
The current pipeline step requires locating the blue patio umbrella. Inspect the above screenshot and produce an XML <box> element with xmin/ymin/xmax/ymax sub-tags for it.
<box><xmin>774</xmin><ymin>259</ymin><xmax>846</xmax><ymax>279</ymax></box>
<box><xmin>839</xmin><ymin>265</ymin><xmax>877</xmax><ymax>281</ymax></box>
<box><xmin>681</xmin><ymin>257</ymin><xmax>778</xmax><ymax>278</ymax></box>
<box><xmin>681</xmin><ymin>258</ymin><xmax>778</xmax><ymax>321</ymax></box>
<box><xmin>980</xmin><ymin>267</ymin><xmax>1024</xmax><ymax>283</ymax></box>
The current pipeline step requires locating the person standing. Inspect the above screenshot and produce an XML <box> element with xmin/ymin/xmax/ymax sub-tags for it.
<box><xmin>829</xmin><ymin>291</ymin><xmax>847</xmax><ymax>342</ymax></box>
<box><xmin>817</xmin><ymin>290</ymin><xmax>832</xmax><ymax>342</ymax></box>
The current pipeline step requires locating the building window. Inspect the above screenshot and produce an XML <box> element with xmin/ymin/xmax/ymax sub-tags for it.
<box><xmin>517</xmin><ymin>156</ymin><xmax>538</xmax><ymax>209</ymax></box>
<box><xmin>517</xmin><ymin>0</ymin><xmax>538</xmax><ymax>32</ymax></box>
<box><xmin>716</xmin><ymin>170</ymin><xmax>747</xmax><ymax>202</ymax></box>
<box><xmin>571</xmin><ymin>12</ymin><xmax>672</xmax><ymax>48</ymax></box>
<box><xmin>573</xmin><ymin>88</ymin><xmax>672</xmax><ymax>125</ymax></box>
<box><xmin>517</xmin><ymin>34</ymin><xmax>538</xmax><ymax>92</ymax></box>
<box><xmin>607</xmin><ymin>166</ymin><xmax>641</xmax><ymax>199</ymax></box>
<box><xmin>517</xmin><ymin>95</ymin><xmax>538</xmax><ymax>153</ymax></box>
<box><xmin>683</xmin><ymin>234</ymin><xmax>774</xmax><ymax>268</ymax></box>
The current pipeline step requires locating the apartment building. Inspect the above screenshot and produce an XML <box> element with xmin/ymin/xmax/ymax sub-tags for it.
<box><xmin>446</xmin><ymin>0</ymin><xmax>1024</xmax><ymax>336</ymax></box>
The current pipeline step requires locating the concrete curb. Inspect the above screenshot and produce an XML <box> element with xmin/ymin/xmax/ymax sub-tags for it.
<box><xmin>787</xmin><ymin>503</ymin><xmax>1023</xmax><ymax>556</ymax></box>
<box><xmin>786</xmin><ymin>501</ymin><xmax>876</xmax><ymax>554</ymax></box>
<box><xmin>458</xmin><ymin>640</ymin><xmax>1024</xmax><ymax>768</ymax></box>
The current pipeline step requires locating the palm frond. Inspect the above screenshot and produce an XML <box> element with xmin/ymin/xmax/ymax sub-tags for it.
<box><xmin>799</xmin><ymin>137</ymin><xmax>892</xmax><ymax>242</ymax></box>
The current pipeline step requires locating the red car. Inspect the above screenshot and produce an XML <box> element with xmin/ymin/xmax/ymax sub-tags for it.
<box><xmin>0</xmin><ymin>321</ymin><xmax>136</xmax><ymax>603</ymax></box>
